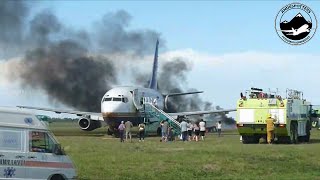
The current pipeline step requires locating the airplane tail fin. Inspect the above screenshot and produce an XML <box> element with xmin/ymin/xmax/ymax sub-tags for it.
<box><xmin>149</xmin><ymin>39</ymin><xmax>159</xmax><ymax>90</ymax></box>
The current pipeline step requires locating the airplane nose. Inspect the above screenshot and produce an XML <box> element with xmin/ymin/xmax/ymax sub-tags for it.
<box><xmin>101</xmin><ymin>101</ymin><xmax>129</xmax><ymax>118</ymax></box>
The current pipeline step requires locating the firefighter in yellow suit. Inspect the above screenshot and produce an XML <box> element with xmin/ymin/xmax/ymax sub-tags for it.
<box><xmin>266</xmin><ymin>114</ymin><xmax>276</xmax><ymax>144</ymax></box>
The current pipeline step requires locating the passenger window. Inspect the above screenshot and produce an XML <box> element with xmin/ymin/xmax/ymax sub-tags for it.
<box><xmin>29</xmin><ymin>131</ymin><xmax>55</xmax><ymax>153</ymax></box>
<box><xmin>104</xmin><ymin>97</ymin><xmax>112</xmax><ymax>101</ymax></box>
<box><xmin>113</xmin><ymin>98</ymin><xmax>122</xmax><ymax>102</ymax></box>
<box><xmin>0</xmin><ymin>129</ymin><xmax>23</xmax><ymax>151</ymax></box>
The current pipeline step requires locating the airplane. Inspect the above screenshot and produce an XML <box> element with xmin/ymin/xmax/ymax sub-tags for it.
<box><xmin>280</xmin><ymin>24</ymin><xmax>311</xmax><ymax>36</ymax></box>
<box><xmin>18</xmin><ymin>40</ymin><xmax>236</xmax><ymax>136</ymax></box>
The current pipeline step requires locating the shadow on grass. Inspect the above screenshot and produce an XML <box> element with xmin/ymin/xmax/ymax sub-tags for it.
<box><xmin>307</xmin><ymin>139</ymin><xmax>320</xmax><ymax>144</ymax></box>
<box><xmin>272</xmin><ymin>138</ymin><xmax>320</xmax><ymax>145</ymax></box>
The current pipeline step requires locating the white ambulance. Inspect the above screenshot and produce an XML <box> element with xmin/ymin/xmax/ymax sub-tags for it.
<box><xmin>0</xmin><ymin>107</ymin><xmax>77</xmax><ymax>180</ymax></box>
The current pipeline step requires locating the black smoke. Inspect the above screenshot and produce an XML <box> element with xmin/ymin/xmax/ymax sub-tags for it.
<box><xmin>134</xmin><ymin>59</ymin><xmax>200</xmax><ymax>112</ymax></box>
<box><xmin>0</xmin><ymin>0</ymin><xmax>29</xmax><ymax>58</ymax></box>
<box><xmin>20</xmin><ymin>41</ymin><xmax>116</xmax><ymax>111</ymax></box>
<box><xmin>135</xmin><ymin>59</ymin><xmax>235</xmax><ymax>125</ymax></box>
<box><xmin>28</xmin><ymin>10</ymin><xmax>62</xmax><ymax>47</ymax></box>
<box><xmin>95</xmin><ymin>10</ymin><xmax>162</xmax><ymax>56</ymax></box>
<box><xmin>2</xmin><ymin>0</ymin><xmax>234</xmax><ymax>125</ymax></box>
<box><xmin>1</xmin><ymin>1</ymin><xmax>161</xmax><ymax>111</ymax></box>
<box><xmin>158</xmin><ymin>59</ymin><xmax>201</xmax><ymax>112</ymax></box>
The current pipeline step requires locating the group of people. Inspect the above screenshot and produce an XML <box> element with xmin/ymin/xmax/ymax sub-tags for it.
<box><xmin>180</xmin><ymin>119</ymin><xmax>206</xmax><ymax>142</ymax></box>
<box><xmin>160</xmin><ymin>119</ymin><xmax>175</xmax><ymax>142</ymax></box>
<box><xmin>117</xmin><ymin>120</ymin><xmax>146</xmax><ymax>142</ymax></box>
<box><xmin>160</xmin><ymin>118</ymin><xmax>223</xmax><ymax>142</ymax></box>
<box><xmin>118</xmin><ymin>118</ymin><xmax>223</xmax><ymax>143</ymax></box>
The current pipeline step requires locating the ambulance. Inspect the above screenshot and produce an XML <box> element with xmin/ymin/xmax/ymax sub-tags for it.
<box><xmin>0</xmin><ymin>107</ymin><xmax>77</xmax><ymax>180</ymax></box>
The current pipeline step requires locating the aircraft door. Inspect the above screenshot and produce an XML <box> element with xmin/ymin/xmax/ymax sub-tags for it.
<box><xmin>133</xmin><ymin>89</ymin><xmax>143</xmax><ymax>110</ymax></box>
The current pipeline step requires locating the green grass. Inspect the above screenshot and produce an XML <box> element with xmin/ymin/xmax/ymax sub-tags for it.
<box><xmin>48</xmin><ymin>121</ymin><xmax>107</xmax><ymax>136</ymax></box>
<box><xmin>50</xmin><ymin>122</ymin><xmax>320</xmax><ymax>180</ymax></box>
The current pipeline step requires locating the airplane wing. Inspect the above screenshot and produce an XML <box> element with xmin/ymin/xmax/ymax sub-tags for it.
<box><xmin>163</xmin><ymin>91</ymin><xmax>203</xmax><ymax>97</ymax></box>
<box><xmin>17</xmin><ymin>106</ymin><xmax>103</xmax><ymax>120</ymax></box>
<box><xmin>163</xmin><ymin>91</ymin><xmax>204</xmax><ymax>110</ymax></box>
<box><xmin>167</xmin><ymin>108</ymin><xmax>236</xmax><ymax>117</ymax></box>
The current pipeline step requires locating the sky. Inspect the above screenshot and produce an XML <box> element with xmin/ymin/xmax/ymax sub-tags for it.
<box><xmin>1</xmin><ymin>1</ymin><xmax>320</xmax><ymax>118</ymax></box>
<box><xmin>38</xmin><ymin>1</ymin><xmax>319</xmax><ymax>53</ymax></box>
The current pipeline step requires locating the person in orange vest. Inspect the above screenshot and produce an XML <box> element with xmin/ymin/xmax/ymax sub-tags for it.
<box><xmin>266</xmin><ymin>114</ymin><xmax>276</xmax><ymax>144</ymax></box>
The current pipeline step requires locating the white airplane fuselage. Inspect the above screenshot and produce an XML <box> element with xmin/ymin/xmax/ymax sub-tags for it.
<box><xmin>101</xmin><ymin>86</ymin><xmax>164</xmax><ymax>132</ymax></box>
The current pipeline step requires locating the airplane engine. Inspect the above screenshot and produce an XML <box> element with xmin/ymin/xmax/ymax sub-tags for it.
<box><xmin>78</xmin><ymin>118</ymin><xmax>102</xmax><ymax>131</ymax></box>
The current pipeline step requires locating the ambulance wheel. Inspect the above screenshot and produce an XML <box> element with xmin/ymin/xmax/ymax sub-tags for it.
<box><xmin>50</xmin><ymin>174</ymin><xmax>65</xmax><ymax>180</ymax></box>
<box><xmin>290</xmin><ymin>122</ymin><xmax>298</xmax><ymax>144</ymax></box>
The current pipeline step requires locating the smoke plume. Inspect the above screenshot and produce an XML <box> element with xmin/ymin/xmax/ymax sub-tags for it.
<box><xmin>1</xmin><ymin>1</ymin><xmax>160</xmax><ymax>111</ymax></box>
<box><xmin>20</xmin><ymin>41</ymin><xmax>116</xmax><ymax>111</ymax></box>
<box><xmin>2</xmin><ymin>0</ymin><xmax>234</xmax><ymax>124</ymax></box>
<box><xmin>95</xmin><ymin>10</ymin><xmax>162</xmax><ymax>56</ymax></box>
<box><xmin>0</xmin><ymin>0</ymin><xmax>29</xmax><ymax>58</ymax></box>
<box><xmin>135</xmin><ymin>59</ymin><xmax>235</xmax><ymax>125</ymax></box>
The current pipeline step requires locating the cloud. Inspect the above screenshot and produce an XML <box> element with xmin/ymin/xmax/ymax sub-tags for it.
<box><xmin>161</xmin><ymin>49</ymin><xmax>320</xmax><ymax>71</ymax></box>
<box><xmin>0</xmin><ymin>58</ymin><xmax>23</xmax><ymax>85</ymax></box>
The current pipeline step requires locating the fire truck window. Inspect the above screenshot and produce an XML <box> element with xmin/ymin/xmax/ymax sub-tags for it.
<box><xmin>29</xmin><ymin>131</ymin><xmax>55</xmax><ymax>153</ymax></box>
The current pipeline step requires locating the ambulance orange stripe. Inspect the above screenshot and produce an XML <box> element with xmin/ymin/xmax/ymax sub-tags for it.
<box><xmin>25</xmin><ymin>161</ymin><xmax>73</xmax><ymax>168</ymax></box>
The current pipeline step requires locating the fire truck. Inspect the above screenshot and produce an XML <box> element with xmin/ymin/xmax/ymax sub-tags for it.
<box><xmin>236</xmin><ymin>88</ymin><xmax>311</xmax><ymax>144</ymax></box>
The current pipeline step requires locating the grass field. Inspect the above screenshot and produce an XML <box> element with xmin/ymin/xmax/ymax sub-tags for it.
<box><xmin>49</xmin><ymin>122</ymin><xmax>320</xmax><ymax>180</ymax></box>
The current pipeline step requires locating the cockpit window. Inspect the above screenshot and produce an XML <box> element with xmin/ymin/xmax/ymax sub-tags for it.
<box><xmin>104</xmin><ymin>97</ymin><xmax>128</xmax><ymax>102</ymax></box>
<box><xmin>104</xmin><ymin>97</ymin><xmax>112</xmax><ymax>101</ymax></box>
<box><xmin>113</xmin><ymin>98</ymin><xmax>122</xmax><ymax>101</ymax></box>
<box><xmin>122</xmin><ymin>97</ymin><xmax>128</xmax><ymax>103</ymax></box>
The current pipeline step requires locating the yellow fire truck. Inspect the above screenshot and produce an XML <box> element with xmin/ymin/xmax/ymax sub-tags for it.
<box><xmin>236</xmin><ymin>88</ymin><xmax>311</xmax><ymax>144</ymax></box>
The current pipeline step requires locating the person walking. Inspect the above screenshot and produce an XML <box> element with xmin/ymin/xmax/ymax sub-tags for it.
<box><xmin>180</xmin><ymin>119</ymin><xmax>188</xmax><ymax>142</ymax></box>
<box><xmin>161</xmin><ymin>119</ymin><xmax>169</xmax><ymax>142</ymax></box>
<box><xmin>216</xmin><ymin>121</ymin><xmax>222</xmax><ymax>137</ymax></box>
<box><xmin>138</xmin><ymin>123</ymin><xmax>146</xmax><ymax>142</ymax></box>
<box><xmin>187</xmin><ymin>121</ymin><xmax>193</xmax><ymax>141</ymax></box>
<box><xmin>125</xmin><ymin>120</ymin><xmax>133</xmax><ymax>142</ymax></box>
<box><xmin>167</xmin><ymin>126</ymin><xmax>174</xmax><ymax>142</ymax></box>
<box><xmin>266</xmin><ymin>114</ymin><xmax>276</xmax><ymax>144</ymax></box>
<box><xmin>193</xmin><ymin>122</ymin><xmax>200</xmax><ymax>141</ymax></box>
<box><xmin>118</xmin><ymin>121</ymin><xmax>125</xmax><ymax>142</ymax></box>
<box><xmin>199</xmin><ymin>119</ymin><xmax>206</xmax><ymax>141</ymax></box>
<box><xmin>153</xmin><ymin>96</ymin><xmax>159</xmax><ymax>108</ymax></box>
